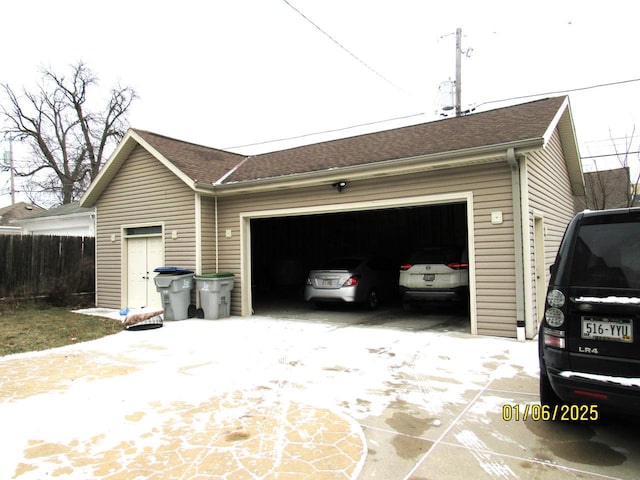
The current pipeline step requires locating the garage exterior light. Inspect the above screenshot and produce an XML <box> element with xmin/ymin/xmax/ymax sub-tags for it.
<box><xmin>332</xmin><ymin>181</ymin><xmax>348</xmax><ymax>193</ymax></box>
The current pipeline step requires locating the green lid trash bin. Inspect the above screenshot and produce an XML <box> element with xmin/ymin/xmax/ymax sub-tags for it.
<box><xmin>194</xmin><ymin>273</ymin><xmax>235</xmax><ymax>319</ymax></box>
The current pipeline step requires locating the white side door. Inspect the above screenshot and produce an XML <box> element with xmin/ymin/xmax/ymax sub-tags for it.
<box><xmin>127</xmin><ymin>237</ymin><xmax>163</xmax><ymax>309</ymax></box>
<box><xmin>145</xmin><ymin>237</ymin><xmax>164</xmax><ymax>309</ymax></box>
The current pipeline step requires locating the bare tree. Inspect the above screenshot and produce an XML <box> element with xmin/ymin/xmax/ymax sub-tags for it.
<box><xmin>610</xmin><ymin>127</ymin><xmax>640</xmax><ymax>207</ymax></box>
<box><xmin>1</xmin><ymin>62</ymin><xmax>136</xmax><ymax>205</ymax></box>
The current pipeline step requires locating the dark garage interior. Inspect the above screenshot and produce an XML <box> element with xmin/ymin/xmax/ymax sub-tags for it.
<box><xmin>250</xmin><ymin>202</ymin><xmax>468</xmax><ymax>310</ymax></box>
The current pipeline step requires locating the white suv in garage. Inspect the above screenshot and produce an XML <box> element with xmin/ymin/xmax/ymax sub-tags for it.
<box><xmin>399</xmin><ymin>246</ymin><xmax>469</xmax><ymax>308</ymax></box>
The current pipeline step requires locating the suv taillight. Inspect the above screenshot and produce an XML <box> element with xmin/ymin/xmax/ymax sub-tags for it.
<box><xmin>400</xmin><ymin>264</ymin><xmax>413</xmax><ymax>271</ymax></box>
<box><xmin>545</xmin><ymin>289</ymin><xmax>566</xmax><ymax>327</ymax></box>
<box><xmin>543</xmin><ymin>288</ymin><xmax>567</xmax><ymax>349</ymax></box>
<box><xmin>447</xmin><ymin>262</ymin><xmax>469</xmax><ymax>270</ymax></box>
<box><xmin>543</xmin><ymin>328</ymin><xmax>565</xmax><ymax>349</ymax></box>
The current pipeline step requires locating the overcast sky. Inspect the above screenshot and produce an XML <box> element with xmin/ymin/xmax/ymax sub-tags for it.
<box><xmin>2</xmin><ymin>0</ymin><xmax>639</xmax><ymax>206</ymax></box>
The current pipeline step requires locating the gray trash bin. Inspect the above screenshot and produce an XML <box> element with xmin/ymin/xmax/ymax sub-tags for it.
<box><xmin>154</xmin><ymin>269</ymin><xmax>194</xmax><ymax>321</ymax></box>
<box><xmin>195</xmin><ymin>273</ymin><xmax>234</xmax><ymax>319</ymax></box>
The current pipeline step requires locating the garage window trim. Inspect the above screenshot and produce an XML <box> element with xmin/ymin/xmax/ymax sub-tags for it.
<box><xmin>124</xmin><ymin>225</ymin><xmax>163</xmax><ymax>237</ymax></box>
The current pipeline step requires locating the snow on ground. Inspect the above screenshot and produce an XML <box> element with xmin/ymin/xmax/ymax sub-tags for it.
<box><xmin>3</xmin><ymin>314</ymin><xmax>540</xmax><ymax>418</ymax></box>
<box><xmin>0</xmin><ymin>315</ymin><xmax>540</xmax><ymax>479</ymax></box>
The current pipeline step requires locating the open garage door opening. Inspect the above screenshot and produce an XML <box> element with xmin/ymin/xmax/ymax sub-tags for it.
<box><xmin>249</xmin><ymin>202</ymin><xmax>470</xmax><ymax>325</ymax></box>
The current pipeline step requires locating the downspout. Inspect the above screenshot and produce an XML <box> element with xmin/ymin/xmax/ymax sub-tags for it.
<box><xmin>213</xmin><ymin>158</ymin><xmax>251</xmax><ymax>276</ymax></box>
<box><xmin>507</xmin><ymin>148</ymin><xmax>526</xmax><ymax>341</ymax></box>
<box><xmin>215</xmin><ymin>196</ymin><xmax>219</xmax><ymax>273</ymax></box>
<box><xmin>195</xmin><ymin>193</ymin><xmax>202</xmax><ymax>275</ymax></box>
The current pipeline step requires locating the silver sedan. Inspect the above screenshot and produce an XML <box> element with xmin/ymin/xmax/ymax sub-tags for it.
<box><xmin>304</xmin><ymin>256</ymin><xmax>398</xmax><ymax>309</ymax></box>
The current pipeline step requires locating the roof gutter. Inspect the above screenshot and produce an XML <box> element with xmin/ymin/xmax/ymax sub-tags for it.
<box><xmin>200</xmin><ymin>137</ymin><xmax>545</xmax><ymax>196</ymax></box>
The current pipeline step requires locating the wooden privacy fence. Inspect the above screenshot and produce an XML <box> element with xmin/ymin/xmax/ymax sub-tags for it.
<box><xmin>0</xmin><ymin>235</ymin><xmax>95</xmax><ymax>301</ymax></box>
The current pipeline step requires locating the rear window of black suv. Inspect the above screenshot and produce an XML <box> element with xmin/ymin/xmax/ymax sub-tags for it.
<box><xmin>570</xmin><ymin>220</ymin><xmax>640</xmax><ymax>289</ymax></box>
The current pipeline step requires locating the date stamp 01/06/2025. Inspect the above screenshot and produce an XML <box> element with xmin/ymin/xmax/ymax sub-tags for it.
<box><xmin>502</xmin><ymin>404</ymin><xmax>599</xmax><ymax>422</ymax></box>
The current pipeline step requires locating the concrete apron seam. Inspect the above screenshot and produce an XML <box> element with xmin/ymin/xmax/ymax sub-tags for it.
<box><xmin>402</xmin><ymin>370</ymin><xmax>498</xmax><ymax>480</ymax></box>
<box><xmin>360</xmin><ymin>406</ymin><xmax>618</xmax><ymax>480</ymax></box>
<box><xmin>485</xmin><ymin>388</ymin><xmax>538</xmax><ymax>398</ymax></box>
<box><xmin>410</xmin><ymin>437</ymin><xmax>622</xmax><ymax>480</ymax></box>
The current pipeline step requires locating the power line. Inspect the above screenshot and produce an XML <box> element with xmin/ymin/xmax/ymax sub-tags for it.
<box><xmin>581</xmin><ymin>151</ymin><xmax>640</xmax><ymax>159</ymax></box>
<box><xmin>476</xmin><ymin>78</ymin><xmax>640</xmax><ymax>108</ymax></box>
<box><xmin>224</xmin><ymin>111</ymin><xmax>427</xmax><ymax>150</ymax></box>
<box><xmin>281</xmin><ymin>0</ymin><xmax>408</xmax><ymax>95</ymax></box>
<box><xmin>582</xmin><ymin>135</ymin><xmax>639</xmax><ymax>146</ymax></box>
<box><xmin>227</xmin><ymin>76</ymin><xmax>640</xmax><ymax>151</ymax></box>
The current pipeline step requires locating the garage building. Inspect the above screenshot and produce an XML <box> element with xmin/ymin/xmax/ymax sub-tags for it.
<box><xmin>80</xmin><ymin>96</ymin><xmax>584</xmax><ymax>338</ymax></box>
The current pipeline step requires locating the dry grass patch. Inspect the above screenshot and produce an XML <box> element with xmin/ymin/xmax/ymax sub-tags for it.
<box><xmin>0</xmin><ymin>303</ymin><xmax>123</xmax><ymax>356</ymax></box>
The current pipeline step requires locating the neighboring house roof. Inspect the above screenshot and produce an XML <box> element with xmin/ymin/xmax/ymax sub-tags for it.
<box><xmin>575</xmin><ymin>167</ymin><xmax>631</xmax><ymax>211</ymax></box>
<box><xmin>10</xmin><ymin>201</ymin><xmax>95</xmax><ymax>236</ymax></box>
<box><xmin>15</xmin><ymin>201</ymin><xmax>94</xmax><ymax>220</ymax></box>
<box><xmin>0</xmin><ymin>202</ymin><xmax>45</xmax><ymax>225</ymax></box>
<box><xmin>81</xmin><ymin>96</ymin><xmax>584</xmax><ymax>206</ymax></box>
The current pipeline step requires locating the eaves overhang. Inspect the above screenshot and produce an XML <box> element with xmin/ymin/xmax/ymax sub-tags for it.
<box><xmin>545</xmin><ymin>97</ymin><xmax>585</xmax><ymax>196</ymax></box>
<box><xmin>197</xmin><ymin>137</ymin><xmax>546</xmax><ymax>197</ymax></box>
<box><xmin>80</xmin><ymin>129</ymin><xmax>197</xmax><ymax>207</ymax></box>
<box><xmin>82</xmin><ymin>97</ymin><xmax>584</xmax><ymax>203</ymax></box>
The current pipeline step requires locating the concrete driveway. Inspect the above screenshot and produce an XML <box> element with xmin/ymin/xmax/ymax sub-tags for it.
<box><xmin>1</xmin><ymin>307</ymin><xmax>639</xmax><ymax>479</ymax></box>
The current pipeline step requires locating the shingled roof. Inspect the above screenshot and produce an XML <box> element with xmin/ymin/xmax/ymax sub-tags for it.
<box><xmin>0</xmin><ymin>202</ymin><xmax>45</xmax><ymax>225</ymax></box>
<box><xmin>133</xmin><ymin>129</ymin><xmax>245</xmax><ymax>185</ymax></box>
<box><xmin>82</xmin><ymin>96</ymin><xmax>581</xmax><ymax>206</ymax></box>
<box><xmin>225</xmin><ymin>96</ymin><xmax>568</xmax><ymax>183</ymax></box>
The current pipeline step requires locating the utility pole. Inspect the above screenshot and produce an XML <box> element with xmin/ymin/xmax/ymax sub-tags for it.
<box><xmin>2</xmin><ymin>140</ymin><xmax>16</xmax><ymax>205</ymax></box>
<box><xmin>438</xmin><ymin>27</ymin><xmax>471</xmax><ymax>117</ymax></box>
<box><xmin>2</xmin><ymin>139</ymin><xmax>16</xmax><ymax>205</ymax></box>
<box><xmin>455</xmin><ymin>27</ymin><xmax>462</xmax><ymax>117</ymax></box>
<box><xmin>9</xmin><ymin>140</ymin><xmax>15</xmax><ymax>205</ymax></box>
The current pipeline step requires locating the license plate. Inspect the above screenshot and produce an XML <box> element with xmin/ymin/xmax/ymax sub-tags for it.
<box><xmin>582</xmin><ymin>317</ymin><xmax>633</xmax><ymax>343</ymax></box>
<box><xmin>423</xmin><ymin>274</ymin><xmax>435</xmax><ymax>282</ymax></box>
<box><xmin>322</xmin><ymin>279</ymin><xmax>333</xmax><ymax>287</ymax></box>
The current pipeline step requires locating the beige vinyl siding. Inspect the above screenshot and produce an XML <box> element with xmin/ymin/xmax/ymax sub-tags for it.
<box><xmin>472</xmin><ymin>169</ymin><xmax>516</xmax><ymax>337</ymax></box>
<box><xmin>214</xmin><ymin>196</ymin><xmax>241</xmax><ymax>293</ymax></box>
<box><xmin>200</xmin><ymin>196</ymin><xmax>218</xmax><ymax>274</ymax></box>
<box><xmin>95</xmin><ymin>145</ymin><xmax>196</xmax><ymax>308</ymax></box>
<box><xmin>214</xmin><ymin>161</ymin><xmax>517</xmax><ymax>336</ymax></box>
<box><xmin>526</xmin><ymin>128</ymin><xmax>577</xmax><ymax>328</ymax></box>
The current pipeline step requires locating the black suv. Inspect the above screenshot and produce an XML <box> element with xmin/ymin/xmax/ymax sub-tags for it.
<box><xmin>539</xmin><ymin>207</ymin><xmax>640</xmax><ymax>415</ymax></box>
